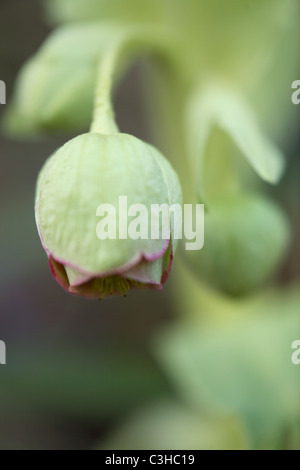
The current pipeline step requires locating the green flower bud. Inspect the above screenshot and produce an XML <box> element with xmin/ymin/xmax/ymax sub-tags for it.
<box><xmin>185</xmin><ymin>193</ymin><xmax>290</xmax><ymax>296</ymax></box>
<box><xmin>35</xmin><ymin>132</ymin><xmax>182</xmax><ymax>298</ymax></box>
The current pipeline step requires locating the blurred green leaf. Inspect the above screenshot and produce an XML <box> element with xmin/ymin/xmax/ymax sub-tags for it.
<box><xmin>4</xmin><ymin>23</ymin><xmax>124</xmax><ymax>136</ymax></box>
<box><xmin>100</xmin><ymin>401</ymin><xmax>248</xmax><ymax>450</ymax></box>
<box><xmin>155</xmin><ymin>284</ymin><xmax>300</xmax><ymax>446</ymax></box>
<box><xmin>186</xmin><ymin>86</ymin><xmax>286</xmax><ymax>204</ymax></box>
<box><xmin>42</xmin><ymin>0</ymin><xmax>165</xmax><ymax>25</ymax></box>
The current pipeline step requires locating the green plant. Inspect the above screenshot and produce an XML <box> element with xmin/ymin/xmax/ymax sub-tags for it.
<box><xmin>4</xmin><ymin>0</ymin><xmax>300</xmax><ymax>450</ymax></box>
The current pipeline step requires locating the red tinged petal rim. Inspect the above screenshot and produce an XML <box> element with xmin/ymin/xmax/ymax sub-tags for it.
<box><xmin>48</xmin><ymin>243</ymin><xmax>172</xmax><ymax>299</ymax></box>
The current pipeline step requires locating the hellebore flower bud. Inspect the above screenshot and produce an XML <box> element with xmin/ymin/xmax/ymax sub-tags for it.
<box><xmin>185</xmin><ymin>193</ymin><xmax>290</xmax><ymax>296</ymax></box>
<box><xmin>35</xmin><ymin>132</ymin><xmax>182</xmax><ymax>298</ymax></box>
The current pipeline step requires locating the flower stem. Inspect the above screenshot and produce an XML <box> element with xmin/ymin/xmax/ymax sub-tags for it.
<box><xmin>90</xmin><ymin>25</ymin><xmax>181</xmax><ymax>135</ymax></box>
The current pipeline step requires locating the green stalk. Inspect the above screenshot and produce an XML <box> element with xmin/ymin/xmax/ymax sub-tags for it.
<box><xmin>144</xmin><ymin>59</ymin><xmax>241</xmax><ymax>324</ymax></box>
<box><xmin>90</xmin><ymin>25</ymin><xmax>181</xmax><ymax>135</ymax></box>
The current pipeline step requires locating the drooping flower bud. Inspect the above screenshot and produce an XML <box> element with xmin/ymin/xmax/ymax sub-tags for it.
<box><xmin>35</xmin><ymin>132</ymin><xmax>182</xmax><ymax>298</ymax></box>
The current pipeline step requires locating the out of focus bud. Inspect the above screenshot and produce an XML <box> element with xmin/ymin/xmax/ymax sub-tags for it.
<box><xmin>4</xmin><ymin>24</ymin><xmax>120</xmax><ymax>135</ymax></box>
<box><xmin>185</xmin><ymin>193</ymin><xmax>290</xmax><ymax>296</ymax></box>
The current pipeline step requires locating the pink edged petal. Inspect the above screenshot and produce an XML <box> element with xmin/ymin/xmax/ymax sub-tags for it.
<box><xmin>48</xmin><ymin>238</ymin><xmax>171</xmax><ymax>288</ymax></box>
<box><xmin>142</xmin><ymin>238</ymin><xmax>170</xmax><ymax>262</ymax></box>
<box><xmin>124</xmin><ymin>239</ymin><xmax>173</xmax><ymax>287</ymax></box>
<box><xmin>38</xmin><ymin>203</ymin><xmax>171</xmax><ymax>285</ymax></box>
<box><xmin>49</xmin><ymin>257</ymin><xmax>100</xmax><ymax>299</ymax></box>
<box><xmin>161</xmin><ymin>246</ymin><xmax>173</xmax><ymax>285</ymax></box>
<box><xmin>65</xmin><ymin>265</ymin><xmax>92</xmax><ymax>287</ymax></box>
<box><xmin>125</xmin><ymin>258</ymin><xmax>163</xmax><ymax>285</ymax></box>
<box><xmin>49</xmin><ymin>256</ymin><xmax>164</xmax><ymax>299</ymax></box>
<box><xmin>49</xmin><ymin>257</ymin><xmax>70</xmax><ymax>292</ymax></box>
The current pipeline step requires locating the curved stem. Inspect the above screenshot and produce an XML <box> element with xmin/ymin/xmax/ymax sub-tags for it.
<box><xmin>90</xmin><ymin>42</ymin><xmax>121</xmax><ymax>134</ymax></box>
<box><xmin>90</xmin><ymin>26</ymin><xmax>182</xmax><ymax>135</ymax></box>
